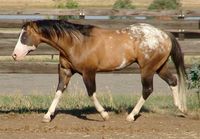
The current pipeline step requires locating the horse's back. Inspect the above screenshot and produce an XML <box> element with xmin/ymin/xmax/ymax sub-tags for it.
<box><xmin>71</xmin><ymin>24</ymin><xmax>172</xmax><ymax>73</ymax></box>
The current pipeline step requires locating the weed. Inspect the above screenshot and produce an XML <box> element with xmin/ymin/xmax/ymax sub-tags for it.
<box><xmin>0</xmin><ymin>93</ymin><xmax>199</xmax><ymax>119</ymax></box>
<box><xmin>57</xmin><ymin>0</ymin><xmax>79</xmax><ymax>9</ymax></box>
<box><xmin>148</xmin><ymin>0</ymin><xmax>180</xmax><ymax>10</ymax></box>
<box><xmin>113</xmin><ymin>0</ymin><xmax>135</xmax><ymax>9</ymax></box>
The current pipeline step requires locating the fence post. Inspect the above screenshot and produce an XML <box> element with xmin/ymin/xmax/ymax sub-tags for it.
<box><xmin>79</xmin><ymin>9</ymin><xmax>85</xmax><ymax>19</ymax></box>
<box><xmin>178</xmin><ymin>10</ymin><xmax>185</xmax><ymax>41</ymax></box>
<box><xmin>199</xmin><ymin>20</ymin><xmax>200</xmax><ymax>29</ymax></box>
<box><xmin>51</xmin><ymin>54</ymin><xmax>54</xmax><ymax>60</ymax></box>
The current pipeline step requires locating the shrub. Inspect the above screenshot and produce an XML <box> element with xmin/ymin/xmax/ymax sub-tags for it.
<box><xmin>57</xmin><ymin>0</ymin><xmax>79</xmax><ymax>9</ymax></box>
<box><xmin>57</xmin><ymin>0</ymin><xmax>79</xmax><ymax>19</ymax></box>
<box><xmin>187</xmin><ymin>64</ymin><xmax>200</xmax><ymax>106</ymax></box>
<box><xmin>113</xmin><ymin>0</ymin><xmax>135</xmax><ymax>9</ymax></box>
<box><xmin>187</xmin><ymin>65</ymin><xmax>200</xmax><ymax>91</ymax></box>
<box><xmin>148</xmin><ymin>0</ymin><xmax>180</xmax><ymax>10</ymax></box>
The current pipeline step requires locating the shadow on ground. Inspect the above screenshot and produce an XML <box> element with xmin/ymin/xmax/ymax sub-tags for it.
<box><xmin>0</xmin><ymin>106</ymin><xmax>152</xmax><ymax>121</ymax></box>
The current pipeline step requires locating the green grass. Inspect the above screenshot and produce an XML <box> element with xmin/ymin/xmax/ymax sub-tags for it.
<box><xmin>113</xmin><ymin>0</ymin><xmax>135</xmax><ymax>9</ymax></box>
<box><xmin>148</xmin><ymin>0</ymin><xmax>180</xmax><ymax>10</ymax></box>
<box><xmin>0</xmin><ymin>92</ymin><xmax>199</xmax><ymax>119</ymax></box>
<box><xmin>57</xmin><ymin>0</ymin><xmax>79</xmax><ymax>9</ymax></box>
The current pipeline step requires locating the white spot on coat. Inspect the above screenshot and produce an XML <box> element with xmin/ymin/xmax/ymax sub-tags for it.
<box><xmin>127</xmin><ymin>23</ymin><xmax>170</xmax><ymax>58</ymax></box>
<box><xmin>116</xmin><ymin>30</ymin><xmax>120</xmax><ymax>34</ymax></box>
<box><xmin>116</xmin><ymin>58</ymin><xmax>127</xmax><ymax>69</ymax></box>
<box><xmin>121</xmin><ymin>29</ymin><xmax>127</xmax><ymax>34</ymax></box>
<box><xmin>109</xmin><ymin>36</ymin><xmax>113</xmax><ymax>39</ymax></box>
<box><xmin>129</xmin><ymin>36</ymin><xmax>133</xmax><ymax>40</ymax></box>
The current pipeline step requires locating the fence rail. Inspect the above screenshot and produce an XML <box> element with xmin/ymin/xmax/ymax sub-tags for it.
<box><xmin>0</xmin><ymin>9</ymin><xmax>199</xmax><ymax>74</ymax></box>
<box><xmin>0</xmin><ymin>9</ymin><xmax>200</xmax><ymax>17</ymax></box>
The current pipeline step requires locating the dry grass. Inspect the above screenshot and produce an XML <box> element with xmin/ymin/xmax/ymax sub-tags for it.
<box><xmin>184</xmin><ymin>56</ymin><xmax>200</xmax><ymax>65</ymax></box>
<box><xmin>0</xmin><ymin>55</ymin><xmax>59</xmax><ymax>62</ymax></box>
<box><xmin>0</xmin><ymin>92</ymin><xmax>199</xmax><ymax>119</ymax></box>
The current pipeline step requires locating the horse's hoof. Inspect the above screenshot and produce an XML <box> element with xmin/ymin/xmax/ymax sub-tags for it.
<box><xmin>42</xmin><ymin>117</ymin><xmax>51</xmax><ymax>123</ymax></box>
<box><xmin>42</xmin><ymin>115</ymin><xmax>51</xmax><ymax>123</ymax></box>
<box><xmin>101</xmin><ymin>111</ymin><xmax>109</xmax><ymax>121</ymax></box>
<box><xmin>175</xmin><ymin>109</ymin><xmax>187</xmax><ymax>118</ymax></box>
<box><xmin>179</xmin><ymin>107</ymin><xmax>187</xmax><ymax>115</ymax></box>
<box><xmin>126</xmin><ymin>115</ymin><xmax>135</xmax><ymax>122</ymax></box>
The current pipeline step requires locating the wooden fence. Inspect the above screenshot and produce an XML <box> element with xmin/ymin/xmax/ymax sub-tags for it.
<box><xmin>0</xmin><ymin>9</ymin><xmax>200</xmax><ymax>74</ymax></box>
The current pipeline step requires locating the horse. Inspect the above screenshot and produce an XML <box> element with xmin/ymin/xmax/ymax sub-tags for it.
<box><xmin>12</xmin><ymin>20</ymin><xmax>187</xmax><ymax>122</ymax></box>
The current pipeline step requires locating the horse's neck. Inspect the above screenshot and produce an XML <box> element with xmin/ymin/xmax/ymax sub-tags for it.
<box><xmin>42</xmin><ymin>37</ymin><xmax>70</xmax><ymax>58</ymax></box>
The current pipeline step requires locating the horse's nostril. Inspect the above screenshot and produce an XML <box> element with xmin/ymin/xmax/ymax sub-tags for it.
<box><xmin>12</xmin><ymin>53</ymin><xmax>17</xmax><ymax>60</ymax></box>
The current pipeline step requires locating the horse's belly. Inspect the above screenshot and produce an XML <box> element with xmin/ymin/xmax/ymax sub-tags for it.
<box><xmin>97</xmin><ymin>57</ymin><xmax>134</xmax><ymax>72</ymax></box>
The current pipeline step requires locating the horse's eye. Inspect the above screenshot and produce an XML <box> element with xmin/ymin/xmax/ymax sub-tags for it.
<box><xmin>22</xmin><ymin>35</ymin><xmax>26</xmax><ymax>40</ymax></box>
<box><xmin>21</xmin><ymin>32</ymin><xmax>28</xmax><ymax>44</ymax></box>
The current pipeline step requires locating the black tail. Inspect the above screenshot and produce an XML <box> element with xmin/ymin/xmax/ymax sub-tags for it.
<box><xmin>167</xmin><ymin>32</ymin><xmax>187</xmax><ymax>112</ymax></box>
<box><xmin>168</xmin><ymin>32</ymin><xmax>186</xmax><ymax>78</ymax></box>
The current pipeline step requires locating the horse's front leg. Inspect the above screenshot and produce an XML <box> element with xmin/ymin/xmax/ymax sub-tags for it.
<box><xmin>83</xmin><ymin>71</ymin><xmax>109</xmax><ymax>120</ymax></box>
<box><xmin>42</xmin><ymin>65</ymin><xmax>73</xmax><ymax>122</ymax></box>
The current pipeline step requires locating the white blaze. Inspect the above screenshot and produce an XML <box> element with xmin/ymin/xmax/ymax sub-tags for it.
<box><xmin>13</xmin><ymin>29</ymin><xmax>36</xmax><ymax>60</ymax></box>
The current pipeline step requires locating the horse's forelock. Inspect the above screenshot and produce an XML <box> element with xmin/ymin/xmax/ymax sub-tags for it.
<box><xmin>22</xmin><ymin>21</ymin><xmax>39</xmax><ymax>34</ymax></box>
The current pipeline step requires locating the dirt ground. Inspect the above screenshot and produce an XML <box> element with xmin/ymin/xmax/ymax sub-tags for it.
<box><xmin>0</xmin><ymin>112</ymin><xmax>199</xmax><ymax>139</ymax></box>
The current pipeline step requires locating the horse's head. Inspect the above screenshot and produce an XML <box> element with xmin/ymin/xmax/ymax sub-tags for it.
<box><xmin>12</xmin><ymin>23</ymin><xmax>41</xmax><ymax>61</ymax></box>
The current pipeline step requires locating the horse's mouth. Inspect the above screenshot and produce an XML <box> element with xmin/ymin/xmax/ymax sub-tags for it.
<box><xmin>27</xmin><ymin>50</ymin><xmax>34</xmax><ymax>55</ymax></box>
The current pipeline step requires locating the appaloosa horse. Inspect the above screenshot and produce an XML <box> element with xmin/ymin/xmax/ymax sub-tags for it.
<box><xmin>12</xmin><ymin>20</ymin><xmax>187</xmax><ymax>122</ymax></box>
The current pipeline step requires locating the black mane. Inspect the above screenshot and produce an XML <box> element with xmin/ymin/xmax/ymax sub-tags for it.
<box><xmin>23</xmin><ymin>20</ymin><xmax>94</xmax><ymax>40</ymax></box>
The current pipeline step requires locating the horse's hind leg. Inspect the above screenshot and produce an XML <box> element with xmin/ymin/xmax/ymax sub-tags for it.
<box><xmin>157</xmin><ymin>63</ymin><xmax>181</xmax><ymax>110</ymax></box>
<box><xmin>127</xmin><ymin>73</ymin><xmax>154</xmax><ymax>122</ymax></box>
<box><xmin>83</xmin><ymin>71</ymin><xmax>109</xmax><ymax>120</ymax></box>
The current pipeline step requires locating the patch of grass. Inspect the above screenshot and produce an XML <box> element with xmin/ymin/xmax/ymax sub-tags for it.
<box><xmin>0</xmin><ymin>92</ymin><xmax>199</xmax><ymax>119</ymax></box>
<box><xmin>0</xmin><ymin>55</ymin><xmax>59</xmax><ymax>62</ymax></box>
<box><xmin>57</xmin><ymin>0</ymin><xmax>79</xmax><ymax>9</ymax></box>
<box><xmin>113</xmin><ymin>0</ymin><xmax>135</xmax><ymax>9</ymax></box>
<box><xmin>148</xmin><ymin>0</ymin><xmax>180</xmax><ymax>10</ymax></box>
<box><xmin>184</xmin><ymin>56</ymin><xmax>200</xmax><ymax>65</ymax></box>
<box><xmin>0</xmin><ymin>94</ymin><xmax>52</xmax><ymax>113</ymax></box>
